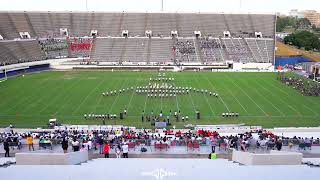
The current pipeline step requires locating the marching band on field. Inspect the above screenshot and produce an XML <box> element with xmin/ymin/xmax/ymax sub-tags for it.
<box><xmin>102</xmin><ymin>84</ymin><xmax>219</xmax><ymax>98</ymax></box>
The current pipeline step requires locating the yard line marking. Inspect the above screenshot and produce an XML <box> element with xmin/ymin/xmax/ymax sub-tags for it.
<box><xmin>226</xmin><ymin>74</ymin><xmax>267</xmax><ymax>116</ymax></box>
<box><xmin>6</xmin><ymin>77</ymin><xmax>55</xmax><ymax>113</ymax></box>
<box><xmin>253</xmin><ymin>76</ymin><xmax>298</xmax><ymax>116</ymax></box>
<box><xmin>39</xmin><ymin>77</ymin><xmax>82</xmax><ymax>113</ymax></box>
<box><xmin>248</xmin><ymin>79</ymin><xmax>286</xmax><ymax>116</ymax></box>
<box><xmin>257</xmin><ymin>76</ymin><xmax>315</xmax><ymax>115</ymax></box>
<box><xmin>108</xmin><ymin>78</ymin><xmax>128</xmax><ymax>114</ymax></box>
<box><xmin>194</xmin><ymin>76</ymin><xmax>216</xmax><ymax>116</ymax></box>
<box><xmin>143</xmin><ymin>94</ymin><xmax>148</xmax><ymax>113</ymax></box>
<box><xmin>126</xmin><ymin>75</ymin><xmax>141</xmax><ymax>114</ymax></box>
<box><xmin>54</xmin><ymin>78</ymin><xmax>87</xmax><ymax>115</ymax></box>
<box><xmin>303</xmin><ymin>104</ymin><xmax>319</xmax><ymax>116</ymax></box>
<box><xmin>93</xmin><ymin>77</ymin><xmax>115</xmax><ymax>113</ymax></box>
<box><xmin>222</xmin><ymin>77</ymin><xmax>249</xmax><ymax>114</ymax></box>
<box><xmin>107</xmin><ymin>78</ymin><xmax>129</xmax><ymax>114</ymax></box>
<box><xmin>175</xmin><ymin>95</ymin><xmax>180</xmax><ymax>111</ymax></box>
<box><xmin>71</xmin><ymin>78</ymin><xmax>106</xmax><ymax>115</ymax></box>
<box><xmin>288</xmin><ymin>105</ymin><xmax>302</xmax><ymax>117</ymax></box>
<box><xmin>180</xmin><ymin>75</ymin><xmax>196</xmax><ymax>112</ymax></box>
<box><xmin>161</xmin><ymin>94</ymin><xmax>163</xmax><ymax>110</ymax></box>
<box><xmin>203</xmin><ymin>74</ymin><xmax>231</xmax><ymax>112</ymax></box>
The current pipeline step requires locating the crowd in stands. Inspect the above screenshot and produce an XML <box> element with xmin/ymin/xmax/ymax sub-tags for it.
<box><xmin>39</xmin><ymin>38</ymin><xmax>68</xmax><ymax>52</ymax></box>
<box><xmin>1</xmin><ymin>127</ymin><xmax>320</xmax><ymax>158</ymax></box>
<box><xmin>0</xmin><ymin>58</ymin><xmax>44</xmax><ymax>66</ymax></box>
<box><xmin>199</xmin><ymin>38</ymin><xmax>223</xmax><ymax>62</ymax></box>
<box><xmin>175</xmin><ymin>40</ymin><xmax>195</xmax><ymax>55</ymax></box>
<box><xmin>278</xmin><ymin>73</ymin><xmax>320</xmax><ymax>96</ymax></box>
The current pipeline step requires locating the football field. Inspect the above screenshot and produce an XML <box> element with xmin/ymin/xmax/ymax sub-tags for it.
<box><xmin>0</xmin><ymin>70</ymin><xmax>319</xmax><ymax>128</ymax></box>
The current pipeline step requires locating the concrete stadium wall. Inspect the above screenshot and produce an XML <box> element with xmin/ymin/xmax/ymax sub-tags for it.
<box><xmin>232</xmin><ymin>150</ymin><xmax>302</xmax><ymax>165</ymax></box>
<box><xmin>232</xmin><ymin>63</ymin><xmax>274</xmax><ymax>71</ymax></box>
<box><xmin>16</xmin><ymin>150</ymin><xmax>88</xmax><ymax>165</ymax></box>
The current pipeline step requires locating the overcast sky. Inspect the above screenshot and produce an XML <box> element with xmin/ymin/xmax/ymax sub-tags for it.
<box><xmin>0</xmin><ymin>0</ymin><xmax>319</xmax><ymax>14</ymax></box>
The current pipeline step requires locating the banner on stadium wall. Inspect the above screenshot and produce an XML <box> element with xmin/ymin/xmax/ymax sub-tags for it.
<box><xmin>67</xmin><ymin>37</ymin><xmax>93</xmax><ymax>52</ymax></box>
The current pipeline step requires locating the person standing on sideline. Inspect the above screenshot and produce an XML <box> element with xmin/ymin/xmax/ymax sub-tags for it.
<box><xmin>115</xmin><ymin>144</ymin><xmax>122</xmax><ymax>158</ymax></box>
<box><xmin>208</xmin><ymin>148</ymin><xmax>217</xmax><ymax>160</ymax></box>
<box><xmin>4</xmin><ymin>138</ymin><xmax>10</xmax><ymax>157</ymax></box>
<box><xmin>72</xmin><ymin>138</ymin><xmax>80</xmax><ymax>152</ymax></box>
<box><xmin>61</xmin><ymin>138</ymin><xmax>69</xmax><ymax>153</ymax></box>
<box><xmin>97</xmin><ymin>135</ymin><xmax>104</xmax><ymax>154</ymax></box>
<box><xmin>27</xmin><ymin>134</ymin><xmax>34</xmax><ymax>151</ymax></box>
<box><xmin>122</xmin><ymin>142</ymin><xmax>129</xmax><ymax>158</ymax></box>
<box><xmin>103</xmin><ymin>142</ymin><xmax>110</xmax><ymax>158</ymax></box>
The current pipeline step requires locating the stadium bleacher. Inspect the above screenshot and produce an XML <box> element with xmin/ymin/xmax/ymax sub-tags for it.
<box><xmin>0</xmin><ymin>12</ymin><xmax>276</xmax><ymax>66</ymax></box>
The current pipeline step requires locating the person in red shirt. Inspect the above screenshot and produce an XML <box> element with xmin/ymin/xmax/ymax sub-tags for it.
<box><xmin>103</xmin><ymin>142</ymin><xmax>110</xmax><ymax>158</ymax></box>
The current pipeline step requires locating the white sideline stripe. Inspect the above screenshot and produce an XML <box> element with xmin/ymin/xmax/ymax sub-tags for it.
<box><xmin>203</xmin><ymin>74</ymin><xmax>231</xmax><ymax>112</ymax></box>
<box><xmin>71</xmin><ymin>78</ymin><xmax>106</xmax><ymax>115</ymax></box>
<box><xmin>226</xmin><ymin>74</ymin><xmax>267</xmax><ymax>116</ymax></box>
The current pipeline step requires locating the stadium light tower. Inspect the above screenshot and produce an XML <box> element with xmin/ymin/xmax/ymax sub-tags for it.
<box><xmin>161</xmin><ymin>0</ymin><xmax>164</xmax><ymax>11</ymax></box>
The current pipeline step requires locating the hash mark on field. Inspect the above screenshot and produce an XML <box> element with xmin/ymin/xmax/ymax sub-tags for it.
<box><xmin>71</xmin><ymin>78</ymin><xmax>106</xmax><ymax>115</ymax></box>
<box><xmin>226</xmin><ymin>74</ymin><xmax>267</xmax><ymax>116</ymax></box>
<box><xmin>203</xmin><ymin>74</ymin><xmax>231</xmax><ymax>112</ymax></box>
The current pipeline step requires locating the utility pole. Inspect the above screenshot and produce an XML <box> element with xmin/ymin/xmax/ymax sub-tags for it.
<box><xmin>86</xmin><ymin>0</ymin><xmax>88</xmax><ymax>11</ymax></box>
<box><xmin>161</xmin><ymin>0</ymin><xmax>164</xmax><ymax>12</ymax></box>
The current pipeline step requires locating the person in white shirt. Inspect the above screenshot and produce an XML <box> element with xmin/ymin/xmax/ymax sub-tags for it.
<box><xmin>115</xmin><ymin>144</ymin><xmax>122</xmax><ymax>158</ymax></box>
<box><xmin>122</xmin><ymin>142</ymin><xmax>129</xmax><ymax>158</ymax></box>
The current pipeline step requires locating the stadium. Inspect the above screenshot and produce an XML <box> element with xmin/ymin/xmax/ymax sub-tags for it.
<box><xmin>0</xmin><ymin>1</ymin><xmax>320</xmax><ymax>179</ymax></box>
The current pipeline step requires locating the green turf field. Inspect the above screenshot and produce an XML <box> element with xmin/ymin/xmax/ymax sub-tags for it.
<box><xmin>0</xmin><ymin>70</ymin><xmax>319</xmax><ymax>128</ymax></box>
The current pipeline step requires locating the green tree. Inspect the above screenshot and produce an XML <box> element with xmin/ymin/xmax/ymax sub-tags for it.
<box><xmin>284</xmin><ymin>30</ymin><xmax>320</xmax><ymax>51</ymax></box>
